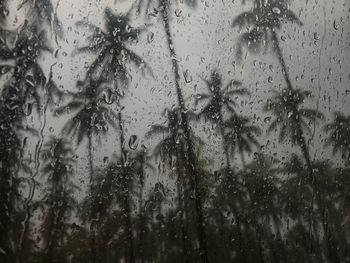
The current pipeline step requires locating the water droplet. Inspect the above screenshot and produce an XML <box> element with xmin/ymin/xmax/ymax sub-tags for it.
<box><xmin>264</xmin><ymin>117</ymin><xmax>271</xmax><ymax>123</ymax></box>
<box><xmin>103</xmin><ymin>89</ymin><xmax>114</xmax><ymax>104</ymax></box>
<box><xmin>147</xmin><ymin>32</ymin><xmax>154</xmax><ymax>43</ymax></box>
<box><xmin>23</xmin><ymin>137</ymin><xmax>28</xmax><ymax>147</ymax></box>
<box><xmin>268</xmin><ymin>76</ymin><xmax>273</xmax><ymax>83</ymax></box>
<box><xmin>314</xmin><ymin>32</ymin><xmax>320</xmax><ymax>40</ymax></box>
<box><xmin>175</xmin><ymin>9</ymin><xmax>182</xmax><ymax>17</ymax></box>
<box><xmin>333</xmin><ymin>20</ymin><xmax>339</xmax><ymax>30</ymax></box>
<box><xmin>22</xmin><ymin>103</ymin><xmax>33</xmax><ymax>116</ymax></box>
<box><xmin>128</xmin><ymin>135</ymin><xmax>138</xmax><ymax>150</ymax></box>
<box><xmin>272</xmin><ymin>7</ymin><xmax>281</xmax><ymax>14</ymax></box>
<box><xmin>183</xmin><ymin>69</ymin><xmax>192</xmax><ymax>83</ymax></box>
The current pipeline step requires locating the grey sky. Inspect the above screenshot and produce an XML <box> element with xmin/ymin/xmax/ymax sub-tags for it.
<box><xmin>5</xmin><ymin>0</ymin><xmax>350</xmax><ymax>196</ymax></box>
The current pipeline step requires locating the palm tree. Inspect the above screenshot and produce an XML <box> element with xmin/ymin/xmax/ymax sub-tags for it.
<box><xmin>76</xmin><ymin>8</ymin><xmax>149</xmax><ymax>88</ymax></box>
<box><xmin>241</xmin><ymin>153</ymin><xmax>286</xmax><ymax>263</ymax></box>
<box><xmin>147</xmin><ymin>109</ymin><xmax>187</xmax><ymax>167</ymax></box>
<box><xmin>55</xmin><ymin>78</ymin><xmax>117</xmax><ymax>180</ymax></box>
<box><xmin>103</xmin><ymin>152</ymin><xmax>143</xmax><ymax>263</ymax></box>
<box><xmin>232</xmin><ymin>0</ymin><xmax>302</xmax><ymax>92</ymax></box>
<box><xmin>39</xmin><ymin>136</ymin><xmax>78</xmax><ymax>263</ymax></box>
<box><xmin>1</xmin><ymin>23</ymin><xmax>54</xmax><ymax>119</ymax></box>
<box><xmin>0</xmin><ymin>0</ymin><xmax>8</xmax><ymax>23</ymax></box>
<box><xmin>137</xmin><ymin>0</ymin><xmax>209</xmax><ymax>259</ymax></box>
<box><xmin>133</xmin><ymin>149</ymin><xmax>154</xmax><ymax>263</ymax></box>
<box><xmin>146</xmin><ymin>182</ymin><xmax>168</xmax><ymax>261</ymax></box>
<box><xmin>195</xmin><ymin>70</ymin><xmax>249</xmax><ymax>167</ymax></box>
<box><xmin>55</xmin><ymin>77</ymin><xmax>117</xmax><ymax>263</ymax></box>
<box><xmin>280</xmin><ymin>154</ymin><xmax>323</xmax><ymax>261</ymax></box>
<box><xmin>0</xmin><ymin>23</ymin><xmax>58</xmax><ymax>261</ymax></box>
<box><xmin>212</xmin><ymin>166</ymin><xmax>249</xmax><ymax>262</ymax></box>
<box><xmin>223</xmin><ymin>114</ymin><xmax>261</xmax><ymax>167</ymax></box>
<box><xmin>324</xmin><ymin>112</ymin><xmax>350</xmax><ymax>166</ymax></box>
<box><xmin>18</xmin><ymin>0</ymin><xmax>63</xmax><ymax>40</ymax></box>
<box><xmin>79</xmin><ymin>151</ymin><xmax>140</xmax><ymax>263</ymax></box>
<box><xmin>263</xmin><ymin>88</ymin><xmax>344</xmax><ymax>262</ymax></box>
<box><xmin>265</xmin><ymin>88</ymin><xmax>323</xmax><ymax>174</ymax></box>
<box><xmin>77</xmin><ymin>8</ymin><xmax>153</xmax><ymax>262</ymax></box>
<box><xmin>194</xmin><ymin>72</ymin><xmax>249</xmax><ymax>261</ymax></box>
<box><xmin>146</xmin><ymin>109</ymin><xmax>201</xmax><ymax>262</ymax></box>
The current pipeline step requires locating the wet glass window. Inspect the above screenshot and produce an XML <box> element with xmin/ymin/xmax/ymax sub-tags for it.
<box><xmin>0</xmin><ymin>0</ymin><xmax>349</xmax><ymax>262</ymax></box>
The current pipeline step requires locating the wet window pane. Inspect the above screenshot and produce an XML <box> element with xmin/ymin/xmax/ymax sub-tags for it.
<box><xmin>0</xmin><ymin>0</ymin><xmax>349</xmax><ymax>262</ymax></box>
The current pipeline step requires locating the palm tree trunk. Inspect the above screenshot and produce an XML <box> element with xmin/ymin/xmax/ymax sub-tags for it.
<box><xmin>177</xmin><ymin>179</ymin><xmax>190</xmax><ymax>263</ymax></box>
<box><xmin>159</xmin><ymin>1</ymin><xmax>209</xmax><ymax>262</ymax></box>
<box><xmin>0</xmin><ymin>164</ymin><xmax>15</xmax><ymax>262</ymax></box>
<box><xmin>88</xmin><ymin>130</ymin><xmax>97</xmax><ymax>263</ymax></box>
<box><xmin>229</xmin><ymin>205</ymin><xmax>246</xmax><ymax>263</ymax></box>
<box><xmin>271</xmin><ymin>31</ymin><xmax>293</xmax><ymax>92</ymax></box>
<box><xmin>272</xmin><ymin>213</ymin><xmax>288</xmax><ymax>263</ymax></box>
<box><xmin>296</xmin><ymin>124</ymin><xmax>339</xmax><ymax>263</ymax></box>
<box><xmin>217</xmin><ymin>114</ymin><xmax>246</xmax><ymax>262</ymax></box>
<box><xmin>43</xmin><ymin>194</ymin><xmax>57</xmax><ymax>262</ymax></box>
<box><xmin>273</xmin><ymin>29</ymin><xmax>339</xmax><ymax>263</ymax></box>
<box><xmin>175</xmin><ymin>148</ymin><xmax>191</xmax><ymax>262</ymax></box>
<box><xmin>245</xmin><ymin>186</ymin><xmax>265</xmax><ymax>263</ymax></box>
<box><xmin>218</xmin><ymin>114</ymin><xmax>230</xmax><ymax>168</ymax></box>
<box><xmin>117</xmin><ymin>111</ymin><xmax>135</xmax><ymax>263</ymax></box>
<box><xmin>0</xmin><ymin>67</ymin><xmax>27</xmax><ymax>262</ymax></box>
<box><xmin>240</xmin><ymin>151</ymin><xmax>246</xmax><ymax>169</ymax></box>
<box><xmin>138</xmin><ymin>159</ymin><xmax>145</xmax><ymax>263</ymax></box>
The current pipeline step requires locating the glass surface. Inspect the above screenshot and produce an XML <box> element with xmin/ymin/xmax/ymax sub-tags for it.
<box><xmin>0</xmin><ymin>0</ymin><xmax>349</xmax><ymax>262</ymax></box>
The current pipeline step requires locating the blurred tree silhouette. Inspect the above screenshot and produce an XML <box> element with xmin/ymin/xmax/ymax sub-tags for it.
<box><xmin>0</xmin><ymin>1</ymin><xmax>349</xmax><ymax>263</ymax></box>
<box><xmin>39</xmin><ymin>136</ymin><xmax>78</xmax><ymax>263</ymax></box>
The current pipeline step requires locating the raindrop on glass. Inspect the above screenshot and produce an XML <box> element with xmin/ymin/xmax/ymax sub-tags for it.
<box><xmin>175</xmin><ymin>9</ymin><xmax>182</xmax><ymax>17</ymax></box>
<box><xmin>147</xmin><ymin>32</ymin><xmax>154</xmax><ymax>43</ymax></box>
<box><xmin>183</xmin><ymin>69</ymin><xmax>192</xmax><ymax>83</ymax></box>
<box><xmin>22</xmin><ymin>103</ymin><xmax>33</xmax><ymax>116</ymax></box>
<box><xmin>128</xmin><ymin>135</ymin><xmax>139</xmax><ymax>150</ymax></box>
<box><xmin>103</xmin><ymin>89</ymin><xmax>114</xmax><ymax>105</ymax></box>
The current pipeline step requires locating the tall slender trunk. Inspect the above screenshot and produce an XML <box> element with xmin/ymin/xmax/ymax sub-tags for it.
<box><xmin>88</xmin><ymin>130</ymin><xmax>97</xmax><ymax>263</ymax></box>
<box><xmin>271</xmin><ymin>31</ymin><xmax>293</xmax><ymax>93</ymax></box>
<box><xmin>0</xmin><ymin>163</ymin><xmax>15</xmax><ymax>263</ymax></box>
<box><xmin>218</xmin><ymin>114</ymin><xmax>230</xmax><ymax>168</ymax></box>
<box><xmin>241</xmin><ymin>151</ymin><xmax>259</xmax><ymax>262</ymax></box>
<box><xmin>274</xmin><ymin>30</ymin><xmax>321</xmax><ymax>259</ymax></box>
<box><xmin>138</xmin><ymin>157</ymin><xmax>145</xmax><ymax>263</ymax></box>
<box><xmin>16</xmin><ymin>65</ymin><xmax>37</xmax><ymax>263</ymax></box>
<box><xmin>271</xmin><ymin>213</ymin><xmax>288</xmax><ymax>263</ymax></box>
<box><xmin>159</xmin><ymin>2</ymin><xmax>209</xmax><ymax>261</ymax></box>
<box><xmin>245</xmin><ymin>179</ymin><xmax>265</xmax><ymax>263</ymax></box>
<box><xmin>293</xmin><ymin>104</ymin><xmax>338</xmax><ymax>262</ymax></box>
<box><xmin>274</xmin><ymin>29</ymin><xmax>339</xmax><ymax>263</ymax></box>
<box><xmin>298</xmin><ymin>131</ymin><xmax>339</xmax><ymax>263</ymax></box>
<box><xmin>117</xmin><ymin>111</ymin><xmax>135</xmax><ymax>263</ymax></box>
<box><xmin>218</xmin><ymin>114</ymin><xmax>247</xmax><ymax>262</ymax></box>
<box><xmin>240</xmin><ymin>151</ymin><xmax>246</xmax><ymax>169</ymax></box>
<box><xmin>177</xmin><ymin>178</ymin><xmax>190</xmax><ymax>263</ymax></box>
<box><xmin>43</xmin><ymin>179</ymin><xmax>59</xmax><ymax>263</ymax></box>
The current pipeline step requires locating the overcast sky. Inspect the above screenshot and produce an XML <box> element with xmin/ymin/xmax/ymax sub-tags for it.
<box><xmin>4</xmin><ymin>0</ymin><xmax>350</xmax><ymax>194</ymax></box>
